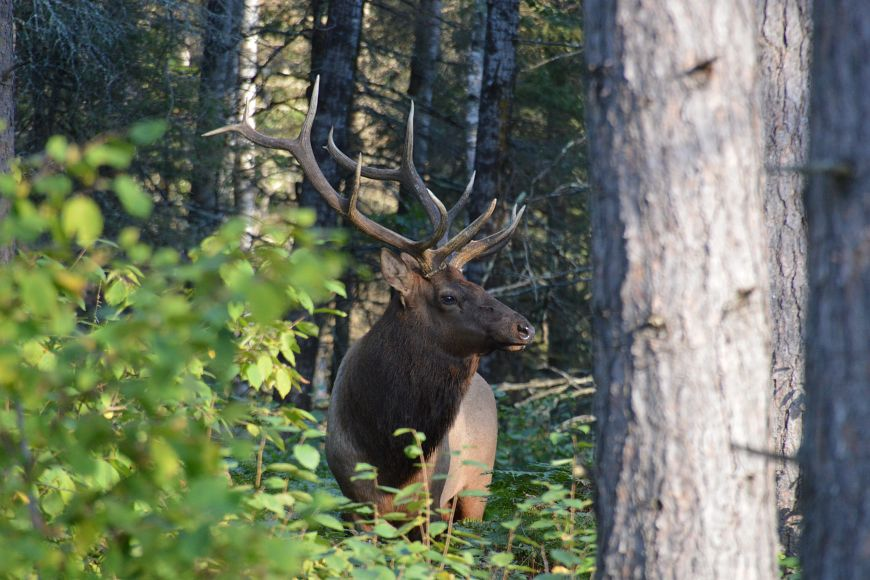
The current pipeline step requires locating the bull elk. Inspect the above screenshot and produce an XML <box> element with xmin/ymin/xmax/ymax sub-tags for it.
<box><xmin>205</xmin><ymin>77</ymin><xmax>534</xmax><ymax>522</ymax></box>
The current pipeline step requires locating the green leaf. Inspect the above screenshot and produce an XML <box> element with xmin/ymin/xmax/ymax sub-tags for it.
<box><xmin>295</xmin><ymin>321</ymin><xmax>318</xmax><ymax>337</ymax></box>
<box><xmin>428</xmin><ymin>521</ymin><xmax>448</xmax><ymax>537</ymax></box>
<box><xmin>113</xmin><ymin>175</ymin><xmax>153</xmax><ymax>218</ymax></box>
<box><xmin>256</xmin><ymin>354</ymin><xmax>273</xmax><ymax>382</ymax></box>
<box><xmin>129</xmin><ymin>119</ymin><xmax>168</xmax><ymax>145</ymax></box>
<box><xmin>61</xmin><ymin>195</ymin><xmax>103</xmax><ymax>246</ymax></box>
<box><xmin>279</xmin><ymin>331</ymin><xmax>297</xmax><ymax>364</ymax></box>
<box><xmin>104</xmin><ymin>280</ymin><xmax>129</xmax><ymax>306</ymax></box>
<box><xmin>297</xmin><ymin>290</ymin><xmax>314</xmax><ymax>314</ymax></box>
<box><xmin>312</xmin><ymin>513</ymin><xmax>344</xmax><ymax>531</ymax></box>
<box><xmin>84</xmin><ymin>142</ymin><xmax>134</xmax><ymax>169</ymax></box>
<box><xmin>324</xmin><ymin>279</ymin><xmax>347</xmax><ymax>298</ymax></box>
<box><xmin>227</xmin><ymin>301</ymin><xmax>245</xmax><ymax>321</ymax></box>
<box><xmin>372</xmin><ymin>522</ymin><xmax>398</xmax><ymax>539</ymax></box>
<box><xmin>274</xmin><ymin>368</ymin><xmax>292</xmax><ymax>398</ymax></box>
<box><xmin>244</xmin><ymin>363</ymin><xmax>264</xmax><ymax>389</ymax></box>
<box><xmin>45</xmin><ymin>135</ymin><xmax>68</xmax><ymax>162</ymax></box>
<box><xmin>33</xmin><ymin>174</ymin><xmax>72</xmax><ymax>197</ymax></box>
<box><xmin>490</xmin><ymin>552</ymin><xmax>514</xmax><ymax>567</ymax></box>
<box><xmin>293</xmin><ymin>444</ymin><xmax>319</xmax><ymax>471</ymax></box>
<box><xmin>19</xmin><ymin>270</ymin><xmax>58</xmax><ymax>317</ymax></box>
<box><xmin>550</xmin><ymin>549</ymin><xmax>583</xmax><ymax>566</ymax></box>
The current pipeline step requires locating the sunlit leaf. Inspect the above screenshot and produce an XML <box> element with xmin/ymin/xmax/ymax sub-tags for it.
<box><xmin>293</xmin><ymin>444</ymin><xmax>319</xmax><ymax>470</ymax></box>
<box><xmin>113</xmin><ymin>175</ymin><xmax>153</xmax><ymax>218</ymax></box>
<box><xmin>61</xmin><ymin>195</ymin><xmax>103</xmax><ymax>246</ymax></box>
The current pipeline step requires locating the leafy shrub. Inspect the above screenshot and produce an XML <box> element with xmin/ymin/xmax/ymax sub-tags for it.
<box><xmin>0</xmin><ymin>129</ymin><xmax>595</xmax><ymax>578</ymax></box>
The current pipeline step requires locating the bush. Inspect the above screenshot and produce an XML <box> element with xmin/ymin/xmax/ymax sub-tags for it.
<box><xmin>0</xmin><ymin>129</ymin><xmax>595</xmax><ymax>578</ymax></box>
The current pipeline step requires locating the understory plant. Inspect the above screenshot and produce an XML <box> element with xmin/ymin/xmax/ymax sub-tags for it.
<box><xmin>0</xmin><ymin>129</ymin><xmax>595</xmax><ymax>578</ymax></box>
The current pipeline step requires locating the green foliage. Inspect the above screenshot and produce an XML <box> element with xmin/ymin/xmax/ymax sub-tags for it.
<box><xmin>0</xmin><ymin>133</ymin><xmax>596</xmax><ymax>577</ymax></box>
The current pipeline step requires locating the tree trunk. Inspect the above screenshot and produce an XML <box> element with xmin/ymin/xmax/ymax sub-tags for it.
<box><xmin>0</xmin><ymin>0</ymin><xmax>13</xmax><ymax>263</ymax></box>
<box><xmin>757</xmin><ymin>0</ymin><xmax>810</xmax><ymax>558</ymax></box>
<box><xmin>407</xmin><ymin>0</ymin><xmax>441</xmax><ymax>173</ymax></box>
<box><xmin>289</xmin><ymin>0</ymin><xmax>363</xmax><ymax>409</ymax></box>
<box><xmin>466</xmin><ymin>0</ymin><xmax>519</xmax><ymax>284</ymax></box>
<box><xmin>233</xmin><ymin>0</ymin><xmax>259</xmax><ymax>234</ymax></box>
<box><xmin>585</xmin><ymin>1</ymin><xmax>777</xmax><ymax>577</ymax></box>
<box><xmin>801</xmin><ymin>1</ymin><xmax>870</xmax><ymax>576</ymax></box>
<box><xmin>464</xmin><ymin>0</ymin><xmax>486</xmax><ymax>178</ymax></box>
<box><xmin>192</xmin><ymin>0</ymin><xmax>244</xmax><ymax>240</ymax></box>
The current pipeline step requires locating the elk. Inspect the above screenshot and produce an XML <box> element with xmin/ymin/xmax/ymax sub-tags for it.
<box><xmin>205</xmin><ymin>77</ymin><xmax>534</xmax><ymax>522</ymax></box>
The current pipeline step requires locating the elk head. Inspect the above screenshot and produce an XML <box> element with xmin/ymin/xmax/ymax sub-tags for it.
<box><xmin>204</xmin><ymin>76</ymin><xmax>534</xmax><ymax>352</ymax></box>
<box><xmin>380</xmin><ymin>249</ymin><xmax>534</xmax><ymax>357</ymax></box>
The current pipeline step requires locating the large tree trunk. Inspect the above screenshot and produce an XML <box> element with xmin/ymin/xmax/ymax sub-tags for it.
<box><xmin>466</xmin><ymin>0</ymin><xmax>519</xmax><ymax>285</ymax></box>
<box><xmin>585</xmin><ymin>2</ymin><xmax>777</xmax><ymax>577</ymax></box>
<box><xmin>407</xmin><ymin>0</ymin><xmax>441</xmax><ymax>173</ymax></box>
<box><xmin>800</xmin><ymin>1</ymin><xmax>870</xmax><ymax>576</ymax></box>
<box><xmin>192</xmin><ymin>0</ymin><xmax>244</xmax><ymax>240</ymax></box>
<box><xmin>289</xmin><ymin>0</ymin><xmax>363</xmax><ymax>409</ymax></box>
<box><xmin>0</xmin><ymin>0</ymin><xmax>13</xmax><ymax>263</ymax></box>
<box><xmin>757</xmin><ymin>0</ymin><xmax>810</xmax><ymax>558</ymax></box>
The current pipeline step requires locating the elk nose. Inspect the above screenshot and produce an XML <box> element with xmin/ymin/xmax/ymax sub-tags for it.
<box><xmin>517</xmin><ymin>322</ymin><xmax>534</xmax><ymax>342</ymax></box>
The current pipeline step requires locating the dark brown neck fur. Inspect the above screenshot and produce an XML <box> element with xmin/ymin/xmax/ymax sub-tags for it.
<box><xmin>337</xmin><ymin>294</ymin><xmax>479</xmax><ymax>487</ymax></box>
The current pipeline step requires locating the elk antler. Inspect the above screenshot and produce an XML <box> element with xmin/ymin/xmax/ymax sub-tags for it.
<box><xmin>204</xmin><ymin>75</ymin><xmax>525</xmax><ymax>275</ymax></box>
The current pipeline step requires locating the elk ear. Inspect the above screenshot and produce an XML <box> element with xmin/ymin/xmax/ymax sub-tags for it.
<box><xmin>380</xmin><ymin>249</ymin><xmax>419</xmax><ymax>297</ymax></box>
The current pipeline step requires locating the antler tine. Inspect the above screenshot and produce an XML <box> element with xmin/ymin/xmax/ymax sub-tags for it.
<box><xmin>325</xmin><ymin>103</ymin><xmax>446</xmax><ymax>231</ymax></box>
<box><xmin>447</xmin><ymin>205</ymin><xmax>526</xmax><ymax>271</ymax></box>
<box><xmin>205</xmin><ymin>75</ymin><xmax>435</xmax><ymax>255</ymax></box>
<box><xmin>438</xmin><ymin>172</ymin><xmax>475</xmax><ymax>245</ymax></box>
<box><xmin>429</xmin><ymin>197</ymin><xmax>496</xmax><ymax>266</ymax></box>
<box><xmin>327</xmin><ymin>127</ymin><xmax>398</xmax><ymax>180</ymax></box>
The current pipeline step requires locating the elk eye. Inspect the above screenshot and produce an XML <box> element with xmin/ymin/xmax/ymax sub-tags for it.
<box><xmin>440</xmin><ymin>294</ymin><xmax>457</xmax><ymax>306</ymax></box>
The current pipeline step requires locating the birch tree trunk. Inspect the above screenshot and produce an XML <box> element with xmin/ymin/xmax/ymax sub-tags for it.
<box><xmin>464</xmin><ymin>0</ymin><xmax>485</xmax><ymax>178</ymax></box>
<box><xmin>233</xmin><ymin>0</ymin><xmax>259</xmax><ymax>233</ymax></box>
<box><xmin>585</xmin><ymin>1</ymin><xmax>777</xmax><ymax>577</ymax></box>
<box><xmin>757</xmin><ymin>0</ymin><xmax>810</xmax><ymax>558</ymax></box>
<box><xmin>801</xmin><ymin>0</ymin><xmax>870</xmax><ymax>575</ymax></box>
<box><xmin>407</xmin><ymin>0</ymin><xmax>441</xmax><ymax>173</ymax></box>
<box><xmin>0</xmin><ymin>0</ymin><xmax>13</xmax><ymax>263</ymax></box>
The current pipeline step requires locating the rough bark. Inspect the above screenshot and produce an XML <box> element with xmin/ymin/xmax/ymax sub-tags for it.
<box><xmin>192</xmin><ymin>0</ymin><xmax>244</xmax><ymax>238</ymax></box>
<box><xmin>289</xmin><ymin>0</ymin><xmax>362</xmax><ymax>409</ymax></box>
<box><xmin>0</xmin><ymin>0</ymin><xmax>13</xmax><ymax>263</ymax></box>
<box><xmin>407</xmin><ymin>0</ymin><xmax>441</xmax><ymax>173</ymax></box>
<box><xmin>585</xmin><ymin>1</ymin><xmax>777</xmax><ymax>577</ymax></box>
<box><xmin>467</xmin><ymin>0</ymin><xmax>519</xmax><ymax>284</ymax></box>
<box><xmin>800</xmin><ymin>0</ymin><xmax>870</xmax><ymax>576</ymax></box>
<box><xmin>757</xmin><ymin>0</ymin><xmax>810</xmax><ymax>558</ymax></box>
<box><xmin>464</xmin><ymin>0</ymin><xmax>486</xmax><ymax>178</ymax></box>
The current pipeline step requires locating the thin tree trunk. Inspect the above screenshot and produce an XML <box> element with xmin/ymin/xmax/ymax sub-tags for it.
<box><xmin>801</xmin><ymin>0</ymin><xmax>870</xmax><ymax>575</ymax></box>
<box><xmin>289</xmin><ymin>0</ymin><xmax>363</xmax><ymax>409</ymax></box>
<box><xmin>757</xmin><ymin>0</ymin><xmax>810</xmax><ymax>558</ymax></box>
<box><xmin>407</xmin><ymin>0</ymin><xmax>441</xmax><ymax>173</ymax></box>
<box><xmin>0</xmin><ymin>0</ymin><xmax>13</xmax><ymax>263</ymax></box>
<box><xmin>586</xmin><ymin>1</ymin><xmax>777</xmax><ymax>577</ymax></box>
<box><xmin>234</xmin><ymin>0</ymin><xmax>259</xmax><ymax>243</ymax></box>
<box><xmin>464</xmin><ymin>0</ymin><xmax>485</xmax><ymax>178</ymax></box>
<box><xmin>192</xmin><ymin>0</ymin><xmax>243</xmax><ymax>240</ymax></box>
<box><xmin>466</xmin><ymin>0</ymin><xmax>519</xmax><ymax>285</ymax></box>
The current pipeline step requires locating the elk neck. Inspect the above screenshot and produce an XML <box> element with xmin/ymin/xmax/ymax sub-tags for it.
<box><xmin>337</xmin><ymin>293</ymin><xmax>479</xmax><ymax>487</ymax></box>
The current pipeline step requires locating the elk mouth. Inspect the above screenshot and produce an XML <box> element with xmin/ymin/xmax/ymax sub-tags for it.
<box><xmin>499</xmin><ymin>343</ymin><xmax>528</xmax><ymax>352</ymax></box>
